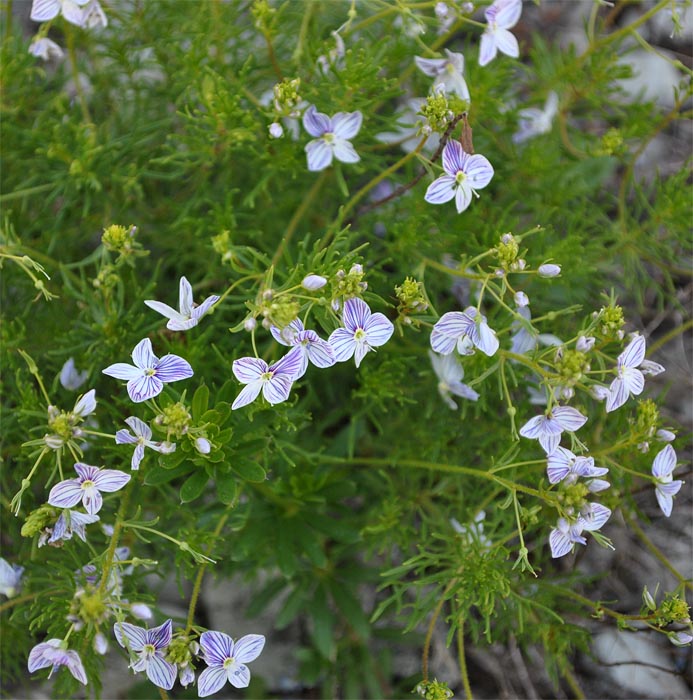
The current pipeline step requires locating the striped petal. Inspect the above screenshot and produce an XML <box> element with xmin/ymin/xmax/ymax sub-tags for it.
<box><xmin>47</xmin><ymin>480</ymin><xmax>83</xmax><ymax>509</ymax></box>
<box><xmin>465</xmin><ymin>154</ymin><xmax>494</xmax><ymax>189</ymax></box>
<box><xmin>200</xmin><ymin>631</ymin><xmax>233</xmax><ymax>665</ymax></box>
<box><xmin>81</xmin><ymin>487</ymin><xmax>103</xmax><ymax>515</ymax></box>
<box><xmin>494</xmin><ymin>28</ymin><xmax>519</xmax><ymax>58</ymax></box>
<box><xmin>113</xmin><ymin>622</ymin><xmax>146</xmax><ymax>652</ymax></box>
<box><xmin>262</xmin><ymin>374</ymin><xmax>293</xmax><ymax>404</ymax></box>
<box><xmin>131</xmin><ymin>338</ymin><xmax>156</xmax><ymax>370</ymax></box>
<box><xmin>155</xmin><ymin>354</ymin><xmax>193</xmax><ymax>383</ymax></box>
<box><xmin>30</xmin><ymin>0</ymin><xmax>61</xmax><ymax>21</ymax></box>
<box><xmin>92</xmin><ymin>469</ymin><xmax>131</xmax><ymax>493</ymax></box>
<box><xmin>425</xmin><ymin>175</ymin><xmax>457</xmax><ymax>205</ymax></box>
<box><xmin>478</xmin><ymin>32</ymin><xmax>497</xmax><ymax>67</ymax></box>
<box><xmin>549</xmin><ymin>528</ymin><xmax>574</xmax><ymax>558</ymax></box>
<box><xmin>364</xmin><ymin>312</ymin><xmax>394</xmax><ymax>347</ymax></box>
<box><xmin>146</xmin><ymin>654</ymin><xmax>176</xmax><ymax>690</ymax></box>
<box><xmin>102</xmin><ymin>363</ymin><xmax>140</xmax><ymax>381</ymax></box>
<box><xmin>442</xmin><ymin>141</ymin><xmax>466</xmax><ymax>174</ymax></box>
<box><xmin>454</xmin><ymin>184</ymin><xmax>473</xmax><ymax>213</ymax></box>
<box><xmin>305</xmin><ymin>139</ymin><xmax>333</xmax><ymax>171</ymax></box>
<box><xmin>605</xmin><ymin>377</ymin><xmax>629</xmax><ymax>412</ymax></box>
<box><xmin>233</xmin><ymin>634</ymin><xmax>265</xmax><ymax>664</ymax></box>
<box><xmin>342</xmin><ymin>297</ymin><xmax>371</xmax><ymax>332</ymax></box>
<box><xmin>231</xmin><ymin>381</ymin><xmax>262</xmax><ymax>410</ymax></box>
<box><xmin>178</xmin><ymin>277</ymin><xmax>194</xmax><ymax>316</ymax></box>
<box><xmin>144</xmin><ymin>300</ymin><xmax>182</xmax><ymax>322</ymax></box>
<box><xmin>332</xmin><ymin>111</ymin><xmax>362</xmax><ymax>140</ymax></box>
<box><xmin>198</xmin><ymin>666</ymin><xmax>228</xmax><ymax>697</ymax></box>
<box><xmin>228</xmin><ymin>663</ymin><xmax>251</xmax><ymax>688</ymax></box>
<box><xmin>333</xmin><ymin>138</ymin><xmax>360</xmax><ymax>164</ymax></box>
<box><xmin>618</xmin><ymin>335</ymin><xmax>646</xmax><ymax>369</ymax></box>
<box><xmin>305</xmin><ymin>339</ymin><xmax>336</xmax><ymax>369</ymax></box>
<box><xmin>551</xmin><ymin>406</ymin><xmax>587</xmax><ymax>432</ymax></box>
<box><xmin>125</xmin><ymin>416</ymin><xmax>151</xmax><ymax>439</ymax></box>
<box><xmin>127</xmin><ymin>375</ymin><xmax>163</xmax><ymax>403</ymax></box>
<box><xmin>328</xmin><ymin>328</ymin><xmax>356</xmax><ymax>363</ymax></box>
<box><xmin>233</xmin><ymin>357</ymin><xmax>267</xmax><ymax>383</ymax></box>
<box><xmin>652</xmin><ymin>444</ymin><xmax>676</xmax><ymax>479</ymax></box>
<box><xmin>303</xmin><ymin>105</ymin><xmax>330</xmax><ymax>137</ymax></box>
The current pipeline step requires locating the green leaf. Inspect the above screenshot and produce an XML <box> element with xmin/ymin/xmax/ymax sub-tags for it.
<box><xmin>328</xmin><ymin>579</ymin><xmax>371</xmax><ymax>640</ymax></box>
<box><xmin>144</xmin><ymin>463</ymin><xmax>191</xmax><ymax>486</ymax></box>
<box><xmin>310</xmin><ymin>584</ymin><xmax>336</xmax><ymax>659</ymax></box>
<box><xmin>191</xmin><ymin>384</ymin><xmax>209</xmax><ymax>421</ymax></box>
<box><xmin>231</xmin><ymin>458</ymin><xmax>266</xmax><ymax>483</ymax></box>
<box><xmin>294</xmin><ymin>520</ymin><xmax>327</xmax><ymax>568</ymax></box>
<box><xmin>179</xmin><ymin>470</ymin><xmax>208</xmax><ymax>503</ymax></box>
<box><xmin>215</xmin><ymin>471</ymin><xmax>237</xmax><ymax>505</ymax></box>
<box><xmin>275</xmin><ymin>583</ymin><xmax>304</xmax><ymax>628</ymax></box>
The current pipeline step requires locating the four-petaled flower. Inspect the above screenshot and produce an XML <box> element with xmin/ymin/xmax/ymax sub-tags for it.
<box><xmin>270</xmin><ymin>319</ymin><xmax>336</xmax><ymax>378</ymax></box>
<box><xmin>414</xmin><ymin>49</ymin><xmax>470</xmax><ymax>101</ymax></box>
<box><xmin>424</xmin><ymin>140</ymin><xmax>494</xmax><ymax>213</ymax></box>
<box><xmin>231</xmin><ymin>347</ymin><xmax>303</xmax><ymax>410</ymax></box>
<box><xmin>479</xmin><ymin>0</ymin><xmax>523</xmax><ymax>67</ymax></box>
<box><xmin>48</xmin><ymin>463</ymin><xmax>131</xmax><ymax>514</ymax></box>
<box><xmin>519</xmin><ymin>406</ymin><xmax>588</xmax><ymax>454</ymax></box>
<box><xmin>145</xmin><ymin>276</ymin><xmax>219</xmax><ymax>331</ymax></box>
<box><xmin>430</xmin><ymin>307</ymin><xmax>499</xmax><ymax>357</ymax></box>
<box><xmin>59</xmin><ymin>357</ymin><xmax>88</xmax><ymax>390</ymax></box>
<box><xmin>0</xmin><ymin>558</ymin><xmax>24</xmax><ymax>598</ymax></box>
<box><xmin>303</xmin><ymin>105</ymin><xmax>363</xmax><ymax>172</ymax></box>
<box><xmin>546</xmin><ymin>447</ymin><xmax>609</xmax><ymax>488</ymax></box>
<box><xmin>328</xmin><ymin>297</ymin><xmax>394</xmax><ymax>368</ymax></box>
<box><xmin>102</xmin><ymin>338</ymin><xmax>193</xmax><ymax>403</ymax></box>
<box><xmin>29</xmin><ymin>36</ymin><xmax>64</xmax><ymax>61</ymax></box>
<box><xmin>549</xmin><ymin>503</ymin><xmax>611</xmax><ymax>558</ymax></box>
<box><xmin>28</xmin><ymin>639</ymin><xmax>87</xmax><ymax>685</ymax></box>
<box><xmin>113</xmin><ymin>619</ymin><xmax>177</xmax><ymax>690</ymax></box>
<box><xmin>513</xmin><ymin>91</ymin><xmax>559</xmax><ymax>144</ymax></box>
<box><xmin>651</xmin><ymin>445</ymin><xmax>682</xmax><ymax>517</ymax></box>
<box><xmin>115</xmin><ymin>417</ymin><xmax>176</xmax><ymax>470</ymax></box>
<box><xmin>198</xmin><ymin>631</ymin><xmax>265</xmax><ymax>696</ymax></box>
<box><xmin>46</xmin><ymin>509</ymin><xmax>99</xmax><ymax>546</ymax></box>
<box><xmin>31</xmin><ymin>0</ymin><xmax>90</xmax><ymax>25</ymax></box>
<box><xmin>429</xmin><ymin>350</ymin><xmax>479</xmax><ymax>409</ymax></box>
<box><xmin>606</xmin><ymin>335</ymin><xmax>656</xmax><ymax>412</ymax></box>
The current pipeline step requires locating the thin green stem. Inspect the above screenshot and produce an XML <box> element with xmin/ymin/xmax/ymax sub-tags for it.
<box><xmin>563</xmin><ymin>666</ymin><xmax>586</xmax><ymax>700</ymax></box>
<box><xmin>456</xmin><ymin>617</ymin><xmax>473</xmax><ymax>700</ymax></box>
<box><xmin>0</xmin><ymin>183</ymin><xmax>54</xmax><ymax>203</ymax></box>
<box><xmin>65</xmin><ymin>27</ymin><xmax>92</xmax><ymax>125</ymax></box>
<box><xmin>422</xmin><ymin>579</ymin><xmax>455</xmax><ymax>681</ymax></box>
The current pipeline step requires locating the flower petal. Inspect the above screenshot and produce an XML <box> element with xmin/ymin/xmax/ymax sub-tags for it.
<box><xmin>551</xmin><ymin>406</ymin><xmax>587</xmax><ymax>432</ymax></box>
<box><xmin>233</xmin><ymin>357</ymin><xmax>268</xmax><ymax>383</ymax></box>
<box><xmin>580</xmin><ymin>503</ymin><xmax>611</xmax><ymax>531</ymax></box>
<box><xmin>448</xmin><ymin>381</ymin><xmax>479</xmax><ymax>402</ymax></box>
<box><xmin>494</xmin><ymin>28</ymin><xmax>519</xmax><ymax>58</ymax></box>
<box><xmin>73</xmin><ymin>389</ymin><xmax>96</xmax><ymax>417</ymax></box>
<box><xmin>305</xmin><ymin>339</ymin><xmax>336</xmax><ymax>369</ymax></box>
<box><xmin>30</xmin><ymin>0</ymin><xmax>61</xmax><ymax>22</ymax></box>
<box><xmin>200</xmin><ymin>631</ymin><xmax>234</xmax><ymax>665</ymax></box>
<box><xmin>198</xmin><ymin>666</ymin><xmax>228</xmax><ymax>697</ymax></box>
<box><xmin>342</xmin><ymin>297</ymin><xmax>371</xmax><ymax>331</ymax></box>
<box><xmin>364</xmin><ymin>313</ymin><xmax>394</xmax><ymax>347</ymax></box>
<box><xmin>414</xmin><ymin>55</ymin><xmax>446</xmax><ymax>77</ymax></box>
<box><xmin>144</xmin><ymin>300</ymin><xmax>183</xmax><ymax>322</ymax></box>
<box><xmin>425</xmin><ymin>175</ymin><xmax>457</xmax><ymax>205</ymax></box>
<box><xmin>233</xmin><ymin>634</ymin><xmax>265</xmax><ymax>664</ymax></box>
<box><xmin>305</xmin><ymin>139</ymin><xmax>333</xmax><ymax>172</ymax></box>
<box><xmin>131</xmin><ymin>443</ymin><xmax>145</xmax><ymax>470</ymax></box>
<box><xmin>156</xmin><ymin>354</ymin><xmax>193</xmax><ymax>383</ymax></box>
<box><xmin>454</xmin><ymin>183</ymin><xmax>473</xmax><ymax>213</ymax></box>
<box><xmin>178</xmin><ymin>276</ymin><xmax>194</xmax><ymax>316</ymax></box>
<box><xmin>82</xmin><ymin>487</ymin><xmax>103</xmax><ymax>515</ymax></box>
<box><xmin>478</xmin><ymin>32</ymin><xmax>497</xmax><ymax>67</ymax></box>
<box><xmin>113</xmin><ymin>622</ymin><xmax>147</xmax><ymax>652</ymax></box>
<box><xmin>655</xmin><ymin>487</ymin><xmax>673</xmax><ymax>517</ymax></box>
<box><xmin>353</xmin><ymin>341</ymin><xmax>370</xmax><ymax>368</ymax></box>
<box><xmin>131</xmin><ymin>338</ymin><xmax>156</xmax><ymax>370</ymax></box>
<box><xmin>549</xmin><ymin>528</ymin><xmax>574</xmax><ymax>558</ymax></box>
<box><xmin>232</xmin><ymin>381</ymin><xmax>263</xmax><ymax>410</ymax></box>
<box><xmin>146</xmin><ymin>654</ymin><xmax>176</xmax><ymax>690</ymax></box>
<box><xmin>328</xmin><ymin>328</ymin><xmax>356</xmax><ymax>363</ymax></box>
<box><xmin>442</xmin><ymin>140</ymin><xmax>466</xmax><ymax>174</ymax></box>
<box><xmin>494</xmin><ymin>0</ymin><xmax>523</xmax><ymax>29</ymax></box>
<box><xmin>127</xmin><ymin>375</ymin><xmax>163</xmax><ymax>403</ymax></box>
<box><xmin>271</xmin><ymin>346</ymin><xmax>304</xmax><ymax>378</ymax></box>
<box><xmin>47</xmin><ymin>480</ymin><xmax>83</xmax><ymax>509</ymax></box>
<box><xmin>618</xmin><ymin>335</ymin><xmax>646</xmax><ymax>369</ymax></box>
<box><xmin>539</xmin><ymin>433</ymin><xmax>561</xmax><ymax>455</ymax></box>
<box><xmin>605</xmin><ymin>377</ymin><xmax>628</xmax><ymax>412</ymax></box>
<box><xmin>465</xmin><ymin>154</ymin><xmax>494</xmax><ymax>189</ymax></box>
<box><xmin>332</xmin><ymin>138</ymin><xmax>360</xmax><ymax>164</ymax></box>
<box><xmin>652</xmin><ymin>445</ymin><xmax>676</xmax><ymax>479</ymax></box>
<box><xmin>621</xmin><ymin>367</ymin><xmax>645</xmax><ymax>396</ymax></box>
<box><xmin>475</xmin><ymin>319</ymin><xmax>499</xmax><ymax>356</ymax></box>
<box><xmin>125</xmin><ymin>416</ymin><xmax>151</xmax><ymax>439</ymax></box>
<box><xmin>262</xmin><ymin>374</ymin><xmax>293</xmax><ymax>405</ymax></box>
<box><xmin>102</xmin><ymin>363</ymin><xmax>141</xmax><ymax>381</ymax></box>
<box><xmin>191</xmin><ymin>295</ymin><xmax>220</xmax><ymax>323</ymax></box>
<box><xmin>331</xmin><ymin>111</ymin><xmax>362</xmax><ymax>140</ymax></box>
<box><xmin>228</xmin><ymin>663</ymin><xmax>251</xmax><ymax>688</ymax></box>
<box><xmin>303</xmin><ymin>105</ymin><xmax>330</xmax><ymax>138</ymax></box>
<box><xmin>92</xmin><ymin>469</ymin><xmax>131</xmax><ymax>493</ymax></box>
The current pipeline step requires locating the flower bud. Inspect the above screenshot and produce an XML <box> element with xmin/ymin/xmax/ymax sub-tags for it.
<box><xmin>195</xmin><ymin>437</ymin><xmax>211</xmax><ymax>455</ymax></box>
<box><xmin>179</xmin><ymin>665</ymin><xmax>195</xmax><ymax>687</ymax></box>
<box><xmin>301</xmin><ymin>274</ymin><xmax>328</xmax><ymax>291</ymax></box>
<box><xmin>538</xmin><ymin>264</ymin><xmax>561</xmax><ymax>278</ymax></box>
<box><xmin>268</xmin><ymin>122</ymin><xmax>283</xmax><ymax>138</ymax></box>
<box><xmin>591</xmin><ymin>385</ymin><xmax>610</xmax><ymax>401</ymax></box>
<box><xmin>130</xmin><ymin>603</ymin><xmax>153</xmax><ymax>620</ymax></box>
<box><xmin>94</xmin><ymin>632</ymin><xmax>109</xmax><ymax>655</ymax></box>
<box><xmin>669</xmin><ymin>631</ymin><xmax>693</xmax><ymax>647</ymax></box>
<box><xmin>244</xmin><ymin>317</ymin><xmax>257</xmax><ymax>332</ymax></box>
<box><xmin>576</xmin><ymin>335</ymin><xmax>595</xmax><ymax>352</ymax></box>
<box><xmin>514</xmin><ymin>291</ymin><xmax>529</xmax><ymax>307</ymax></box>
<box><xmin>656</xmin><ymin>429</ymin><xmax>676</xmax><ymax>443</ymax></box>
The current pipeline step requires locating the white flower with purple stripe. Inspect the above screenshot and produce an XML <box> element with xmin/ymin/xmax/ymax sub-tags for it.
<box><xmin>30</xmin><ymin>0</ymin><xmax>90</xmax><ymax>26</ymax></box>
<box><xmin>48</xmin><ymin>463</ymin><xmax>130</xmax><ymax>515</ymax></box>
<box><xmin>414</xmin><ymin>49</ymin><xmax>470</xmax><ymax>101</ymax></box>
<box><xmin>0</xmin><ymin>558</ymin><xmax>24</xmax><ymax>598</ymax></box>
<box><xmin>113</xmin><ymin>619</ymin><xmax>177</xmax><ymax>690</ymax></box>
<box><xmin>303</xmin><ymin>105</ymin><xmax>362</xmax><ymax>172</ymax></box>
<box><xmin>328</xmin><ymin>297</ymin><xmax>394</xmax><ymax>368</ymax></box>
<box><xmin>47</xmin><ymin>510</ymin><xmax>99</xmax><ymax>545</ymax></box>
<box><xmin>549</xmin><ymin>503</ymin><xmax>611</xmax><ymax>558</ymax></box>
<box><xmin>102</xmin><ymin>338</ymin><xmax>193</xmax><ymax>403</ymax></box>
<box><xmin>519</xmin><ymin>406</ymin><xmax>587</xmax><ymax>454</ymax></box>
<box><xmin>115</xmin><ymin>417</ymin><xmax>176</xmax><ymax>470</ymax></box>
<box><xmin>145</xmin><ymin>276</ymin><xmax>219</xmax><ymax>332</ymax></box>
<box><xmin>478</xmin><ymin>0</ymin><xmax>522</xmax><ymax>67</ymax></box>
<box><xmin>198</xmin><ymin>631</ymin><xmax>265</xmax><ymax>695</ymax></box>
<box><xmin>429</xmin><ymin>350</ymin><xmax>479</xmax><ymax>409</ymax></box>
<box><xmin>425</xmin><ymin>140</ymin><xmax>494</xmax><ymax>214</ymax></box>
<box><xmin>546</xmin><ymin>447</ymin><xmax>609</xmax><ymax>487</ymax></box>
<box><xmin>513</xmin><ymin>92</ymin><xmax>559</xmax><ymax>144</ymax></box>
<box><xmin>651</xmin><ymin>445</ymin><xmax>682</xmax><ymax>517</ymax></box>
<box><xmin>59</xmin><ymin>357</ymin><xmax>88</xmax><ymax>390</ymax></box>
<box><xmin>270</xmin><ymin>319</ymin><xmax>336</xmax><ymax>378</ymax></box>
<box><xmin>29</xmin><ymin>36</ymin><xmax>65</xmax><ymax>61</ymax></box>
<box><xmin>231</xmin><ymin>347</ymin><xmax>303</xmax><ymax>410</ymax></box>
<box><xmin>430</xmin><ymin>307</ymin><xmax>499</xmax><ymax>357</ymax></box>
<box><xmin>28</xmin><ymin>639</ymin><xmax>87</xmax><ymax>685</ymax></box>
<box><xmin>606</xmin><ymin>334</ymin><xmax>665</xmax><ymax>412</ymax></box>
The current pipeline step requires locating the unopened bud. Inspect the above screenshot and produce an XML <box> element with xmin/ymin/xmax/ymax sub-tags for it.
<box><xmin>130</xmin><ymin>603</ymin><xmax>153</xmax><ymax>620</ymax></box>
<box><xmin>195</xmin><ymin>437</ymin><xmax>211</xmax><ymax>455</ymax></box>
<box><xmin>538</xmin><ymin>264</ymin><xmax>561</xmax><ymax>278</ymax></box>
<box><xmin>576</xmin><ymin>335</ymin><xmax>595</xmax><ymax>352</ymax></box>
<box><xmin>244</xmin><ymin>317</ymin><xmax>257</xmax><ymax>332</ymax></box>
<box><xmin>514</xmin><ymin>291</ymin><xmax>529</xmax><ymax>307</ymax></box>
<box><xmin>301</xmin><ymin>274</ymin><xmax>328</xmax><ymax>291</ymax></box>
<box><xmin>268</xmin><ymin>122</ymin><xmax>283</xmax><ymax>138</ymax></box>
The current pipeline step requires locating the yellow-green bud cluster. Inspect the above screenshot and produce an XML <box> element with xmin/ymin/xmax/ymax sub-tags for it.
<box><xmin>596</xmin><ymin>128</ymin><xmax>624</xmax><ymax>157</ymax></box>
<box><xmin>556</xmin><ymin>349</ymin><xmax>590</xmax><ymax>387</ymax></box>
<box><xmin>102</xmin><ymin>225</ymin><xmax>139</xmax><ymax>257</ymax></box>
<box><xmin>92</xmin><ymin>264</ymin><xmax>120</xmax><ymax>292</ymax></box>
<box><xmin>258</xmin><ymin>291</ymin><xmax>300</xmax><ymax>329</ymax></box>
<box><xmin>251</xmin><ymin>0</ymin><xmax>275</xmax><ymax>31</ymax></box>
<box><xmin>332</xmin><ymin>264</ymin><xmax>367</xmax><ymax>303</ymax></box>
<box><xmin>594</xmin><ymin>304</ymin><xmax>625</xmax><ymax>339</ymax></box>
<box><xmin>419</xmin><ymin>91</ymin><xmax>454</xmax><ymax>134</ymax></box>
<box><xmin>654</xmin><ymin>594</ymin><xmax>691</xmax><ymax>627</ymax></box>
<box><xmin>212</xmin><ymin>230</ymin><xmax>235</xmax><ymax>265</ymax></box>
<box><xmin>48</xmin><ymin>411</ymin><xmax>76</xmax><ymax>442</ymax></box>
<box><xmin>635</xmin><ymin>399</ymin><xmax>660</xmax><ymax>438</ymax></box>
<box><xmin>157</xmin><ymin>402</ymin><xmax>192</xmax><ymax>437</ymax></box>
<box><xmin>395</xmin><ymin>277</ymin><xmax>428</xmax><ymax>324</ymax></box>
<box><xmin>415</xmin><ymin>679</ymin><xmax>454</xmax><ymax>700</ymax></box>
<box><xmin>73</xmin><ymin>587</ymin><xmax>108</xmax><ymax>625</ymax></box>
<box><xmin>273</xmin><ymin>78</ymin><xmax>301</xmax><ymax>116</ymax></box>
<box><xmin>557</xmin><ymin>482</ymin><xmax>589</xmax><ymax>513</ymax></box>
<box><xmin>166</xmin><ymin>635</ymin><xmax>195</xmax><ymax>666</ymax></box>
<box><xmin>21</xmin><ymin>505</ymin><xmax>58</xmax><ymax>538</ymax></box>
<box><xmin>494</xmin><ymin>233</ymin><xmax>520</xmax><ymax>269</ymax></box>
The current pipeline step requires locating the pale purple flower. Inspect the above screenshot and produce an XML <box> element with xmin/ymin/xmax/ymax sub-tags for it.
<box><xmin>59</xmin><ymin>357</ymin><xmax>88</xmax><ymax>390</ymax></box>
<box><xmin>102</xmin><ymin>338</ymin><xmax>193</xmax><ymax>403</ymax></box>
<box><xmin>198</xmin><ymin>631</ymin><xmax>265</xmax><ymax>695</ymax></box>
<box><xmin>47</xmin><ymin>509</ymin><xmax>100</xmax><ymax>545</ymax></box>
<box><xmin>670</xmin><ymin>631</ymin><xmax>693</xmax><ymax>647</ymax></box>
<box><xmin>145</xmin><ymin>276</ymin><xmax>219</xmax><ymax>331</ymax></box>
<box><xmin>28</xmin><ymin>639</ymin><xmax>87</xmax><ymax>685</ymax></box>
<box><xmin>656</xmin><ymin>429</ymin><xmax>676</xmax><ymax>443</ymax></box>
<box><xmin>113</xmin><ymin>619</ymin><xmax>176</xmax><ymax>690</ymax></box>
<box><xmin>0</xmin><ymin>558</ymin><xmax>24</xmax><ymax>598</ymax></box>
<box><xmin>549</xmin><ymin>504</ymin><xmax>611</xmax><ymax>558</ymax></box>
<box><xmin>30</xmin><ymin>0</ymin><xmax>90</xmax><ymax>25</ymax></box>
<box><xmin>519</xmin><ymin>406</ymin><xmax>588</xmax><ymax>454</ymax></box>
<box><xmin>640</xmin><ymin>359</ymin><xmax>666</xmax><ymax>376</ymax></box>
<box><xmin>591</xmin><ymin>385</ymin><xmax>610</xmax><ymax>402</ymax></box>
<box><xmin>29</xmin><ymin>36</ymin><xmax>64</xmax><ymax>61</ymax></box>
<box><xmin>48</xmin><ymin>463</ymin><xmax>130</xmax><ymax>515</ymax></box>
<box><xmin>425</xmin><ymin>140</ymin><xmax>494</xmax><ymax>214</ymax></box>
<box><xmin>429</xmin><ymin>351</ymin><xmax>479</xmax><ymax>409</ymax></box>
<box><xmin>301</xmin><ymin>274</ymin><xmax>328</xmax><ymax>291</ymax></box>
<box><xmin>514</xmin><ymin>291</ymin><xmax>529</xmax><ymax>307</ymax></box>
<box><xmin>179</xmin><ymin>664</ymin><xmax>195</xmax><ymax>687</ymax></box>
<box><xmin>328</xmin><ymin>297</ymin><xmax>394</xmax><ymax>368</ymax></box>
<box><xmin>303</xmin><ymin>105</ymin><xmax>362</xmax><ymax>171</ymax></box>
<box><xmin>115</xmin><ymin>416</ymin><xmax>176</xmax><ymax>470</ymax></box>
<box><xmin>538</xmin><ymin>263</ymin><xmax>561</xmax><ymax>278</ymax></box>
<box><xmin>430</xmin><ymin>307</ymin><xmax>499</xmax><ymax>357</ymax></box>
<box><xmin>74</xmin><ymin>388</ymin><xmax>97</xmax><ymax>418</ymax></box>
<box><xmin>270</xmin><ymin>319</ymin><xmax>336</xmax><ymax>378</ymax></box>
<box><xmin>546</xmin><ymin>447</ymin><xmax>608</xmax><ymax>486</ymax></box>
<box><xmin>268</xmin><ymin>122</ymin><xmax>284</xmax><ymax>138</ymax></box>
<box><xmin>130</xmin><ymin>603</ymin><xmax>154</xmax><ymax>621</ymax></box>
<box><xmin>479</xmin><ymin>0</ymin><xmax>522</xmax><ymax>67</ymax></box>
<box><xmin>513</xmin><ymin>92</ymin><xmax>559</xmax><ymax>144</ymax></box>
<box><xmin>652</xmin><ymin>445</ymin><xmax>682</xmax><ymax>517</ymax></box>
<box><xmin>231</xmin><ymin>347</ymin><xmax>303</xmax><ymax>410</ymax></box>
<box><xmin>81</xmin><ymin>0</ymin><xmax>106</xmax><ymax>27</ymax></box>
<box><xmin>576</xmin><ymin>335</ymin><xmax>595</xmax><ymax>353</ymax></box>
<box><xmin>94</xmin><ymin>632</ymin><xmax>109</xmax><ymax>655</ymax></box>
<box><xmin>606</xmin><ymin>335</ymin><xmax>654</xmax><ymax>412</ymax></box>
<box><xmin>415</xmin><ymin>49</ymin><xmax>470</xmax><ymax>101</ymax></box>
